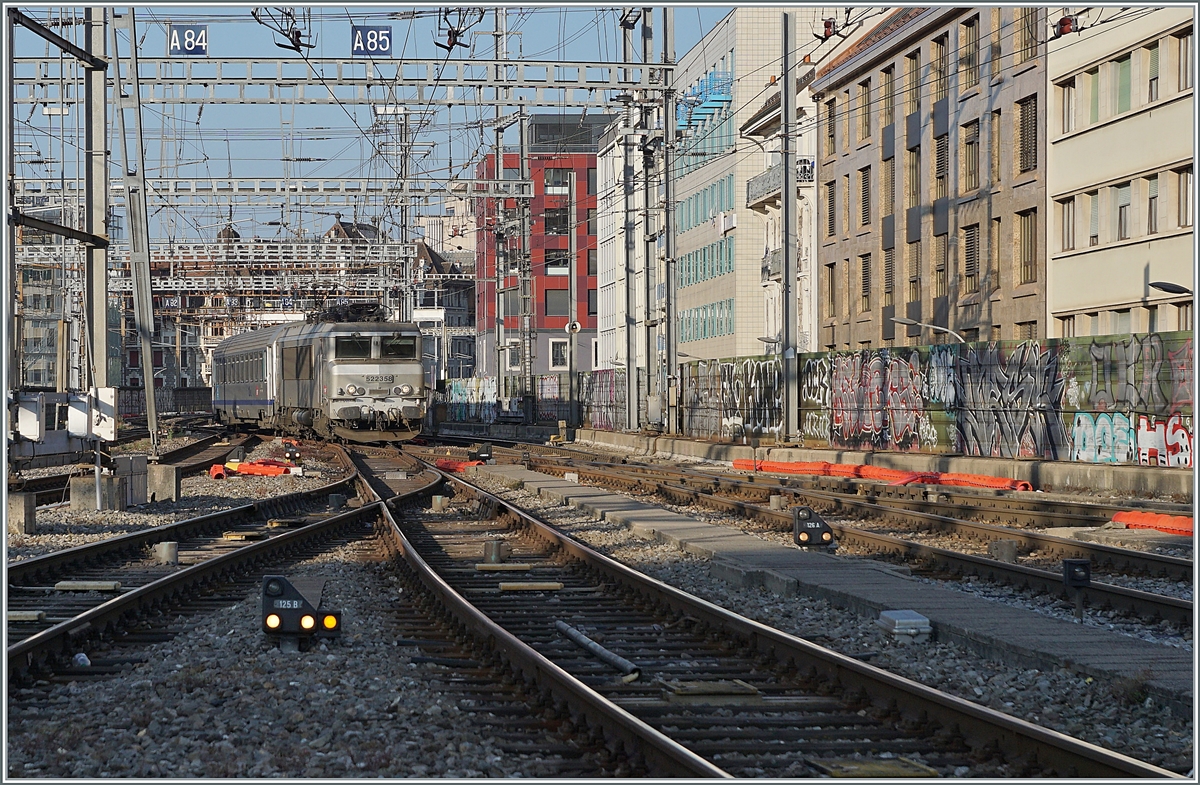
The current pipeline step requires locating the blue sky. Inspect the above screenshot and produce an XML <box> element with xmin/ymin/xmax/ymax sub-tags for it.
<box><xmin>12</xmin><ymin>6</ymin><xmax>732</xmax><ymax>240</ymax></box>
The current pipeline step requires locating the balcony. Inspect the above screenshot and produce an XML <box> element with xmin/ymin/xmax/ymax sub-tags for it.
<box><xmin>745</xmin><ymin>157</ymin><xmax>815</xmax><ymax>208</ymax></box>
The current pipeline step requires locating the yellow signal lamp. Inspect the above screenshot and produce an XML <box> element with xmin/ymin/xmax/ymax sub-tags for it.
<box><xmin>300</xmin><ymin>615</ymin><xmax>316</xmax><ymax>630</ymax></box>
<box><xmin>265</xmin><ymin>614</ymin><xmax>282</xmax><ymax>629</ymax></box>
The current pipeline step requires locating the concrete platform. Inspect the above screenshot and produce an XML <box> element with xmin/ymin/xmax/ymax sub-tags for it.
<box><xmin>467</xmin><ymin>463</ymin><xmax>1194</xmax><ymax>718</ymax></box>
<box><xmin>1044</xmin><ymin>526</ymin><xmax>1193</xmax><ymax>554</ymax></box>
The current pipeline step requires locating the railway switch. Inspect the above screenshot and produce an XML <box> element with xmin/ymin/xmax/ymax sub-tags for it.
<box><xmin>261</xmin><ymin>575</ymin><xmax>341</xmax><ymax>645</ymax></box>
<box><xmin>792</xmin><ymin>507</ymin><xmax>836</xmax><ymax>549</ymax></box>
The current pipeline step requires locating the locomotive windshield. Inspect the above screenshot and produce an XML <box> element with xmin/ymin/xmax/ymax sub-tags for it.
<box><xmin>382</xmin><ymin>335</ymin><xmax>417</xmax><ymax>359</ymax></box>
<box><xmin>335</xmin><ymin>336</ymin><xmax>373</xmax><ymax>359</ymax></box>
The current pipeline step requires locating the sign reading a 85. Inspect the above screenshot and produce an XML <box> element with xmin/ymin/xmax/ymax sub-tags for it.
<box><xmin>351</xmin><ymin>26</ymin><xmax>391</xmax><ymax>57</ymax></box>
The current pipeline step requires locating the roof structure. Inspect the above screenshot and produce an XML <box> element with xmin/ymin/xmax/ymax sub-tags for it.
<box><xmin>814</xmin><ymin>8</ymin><xmax>928</xmax><ymax>83</ymax></box>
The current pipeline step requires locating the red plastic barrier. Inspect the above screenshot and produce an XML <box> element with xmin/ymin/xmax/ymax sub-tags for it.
<box><xmin>209</xmin><ymin>464</ymin><xmax>227</xmax><ymax>480</ymax></box>
<box><xmin>1112</xmin><ymin>510</ymin><xmax>1194</xmax><ymax>536</ymax></box>
<box><xmin>434</xmin><ymin>458</ymin><xmax>484</xmax><ymax>473</ymax></box>
<box><xmin>734</xmin><ymin>458</ymin><xmax>1034</xmax><ymax>491</ymax></box>
<box><xmin>237</xmin><ymin>461</ymin><xmax>289</xmax><ymax>477</ymax></box>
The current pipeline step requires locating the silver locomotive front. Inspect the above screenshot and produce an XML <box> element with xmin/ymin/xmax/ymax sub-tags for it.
<box><xmin>325</xmin><ymin>330</ymin><xmax>425</xmax><ymax>440</ymax></box>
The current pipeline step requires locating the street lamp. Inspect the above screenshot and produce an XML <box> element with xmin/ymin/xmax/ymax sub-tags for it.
<box><xmin>1149</xmin><ymin>281</ymin><xmax>1193</xmax><ymax>296</ymax></box>
<box><xmin>892</xmin><ymin>316</ymin><xmax>967</xmax><ymax>344</ymax></box>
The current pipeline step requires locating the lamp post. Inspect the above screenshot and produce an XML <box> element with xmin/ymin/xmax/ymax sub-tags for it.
<box><xmin>891</xmin><ymin>316</ymin><xmax>966</xmax><ymax>344</ymax></box>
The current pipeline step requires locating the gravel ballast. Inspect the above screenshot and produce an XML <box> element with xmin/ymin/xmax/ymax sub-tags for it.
<box><xmin>6</xmin><ymin>540</ymin><xmax>578</xmax><ymax>779</ymax></box>
<box><xmin>470</xmin><ymin>473</ymin><xmax>1194</xmax><ymax>773</ymax></box>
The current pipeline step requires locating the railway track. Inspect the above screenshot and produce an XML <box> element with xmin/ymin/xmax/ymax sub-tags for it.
<box><xmin>9</xmin><ymin>430</ymin><xmax>254</xmax><ymax>507</ymax></box>
<box><xmin>7</xmin><ymin>446</ymin><xmax>358</xmax><ymax>678</ymax></box>
<box><xmin>374</xmin><ymin>450</ymin><xmax>1178</xmax><ymax>777</ymax></box>
<box><xmin>513</xmin><ymin>456</ymin><xmax>1192</xmax><ymax>625</ymax></box>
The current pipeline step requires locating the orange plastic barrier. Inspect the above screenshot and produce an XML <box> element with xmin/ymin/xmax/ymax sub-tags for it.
<box><xmin>1111</xmin><ymin>510</ymin><xmax>1194</xmax><ymax>536</ymax></box>
<box><xmin>236</xmin><ymin>462</ymin><xmax>289</xmax><ymax>477</ymax></box>
<box><xmin>209</xmin><ymin>464</ymin><xmax>227</xmax><ymax>479</ymax></box>
<box><xmin>733</xmin><ymin>459</ymin><xmax>1033</xmax><ymax>491</ymax></box>
<box><xmin>434</xmin><ymin>458</ymin><xmax>484</xmax><ymax>473</ymax></box>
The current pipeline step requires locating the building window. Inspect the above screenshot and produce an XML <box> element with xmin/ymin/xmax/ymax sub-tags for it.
<box><xmin>1179</xmin><ymin>166</ymin><xmax>1194</xmax><ymax>227</ymax></box>
<box><xmin>859</xmin><ymin>253</ymin><xmax>871</xmax><ymax>311</ymax></box>
<box><xmin>962</xmin><ymin>223</ymin><xmax>980</xmax><ymax>293</ymax></box>
<box><xmin>1060</xmin><ymin>197</ymin><xmax>1076</xmax><ymax>251</ymax></box>
<box><xmin>1058</xmin><ymin>315</ymin><xmax>1076</xmax><ymax>338</ymax></box>
<box><xmin>1088</xmin><ymin>68</ymin><xmax>1101</xmax><ymax>124</ymax></box>
<box><xmin>549</xmin><ymin>339</ymin><xmax>568</xmax><ymax>370</ymax></box>
<box><xmin>960</xmin><ymin>17</ymin><xmax>979</xmax><ymax>89</ymax></box>
<box><xmin>858</xmin><ymin>80</ymin><xmax>872</xmax><ymax>140</ymax></box>
<box><xmin>1060</xmin><ymin>78</ymin><xmax>1076</xmax><ymax>133</ymax></box>
<box><xmin>843</xmin><ymin>174</ymin><xmax>851</xmax><ymax>235</ymax></box>
<box><xmin>881</xmin><ymin>66</ymin><xmax>895</xmax><ymax>126</ymax></box>
<box><xmin>990</xmin><ymin>217</ymin><xmax>1002</xmax><ymax>285</ymax></box>
<box><xmin>506</xmin><ymin>341</ymin><xmax>521</xmax><ymax>371</ymax></box>
<box><xmin>1018</xmin><ymin>208</ymin><xmax>1037</xmax><ymax>284</ymax></box>
<box><xmin>1017</xmin><ymin>95</ymin><xmax>1037</xmax><ymax>173</ymax></box>
<box><xmin>587</xmin><ymin>168</ymin><xmax>597</xmax><ymax>194</ymax></box>
<box><xmin>1015</xmin><ymin>8</ymin><xmax>1038</xmax><ymax>64</ymax></box>
<box><xmin>825</xmin><ymin>180</ymin><xmax>837</xmax><ymax>236</ymax></box>
<box><xmin>905</xmin><ymin>147</ymin><xmax>920</xmax><ymax>208</ymax></box>
<box><xmin>588</xmin><ymin>248</ymin><xmax>597</xmax><ymax>275</ymax></box>
<box><xmin>990</xmin><ymin>109</ymin><xmax>1002</xmax><ymax>183</ymax></box>
<box><xmin>1148</xmin><ymin>175</ymin><xmax>1159</xmax><ymax>234</ymax></box>
<box><xmin>587</xmin><ymin>208</ymin><xmax>596</xmax><ymax>235</ymax></box>
<box><xmin>933</xmin><ymin>235</ymin><xmax>948</xmax><ymax>298</ymax></box>
<box><xmin>883</xmin><ymin>246</ymin><xmax>895</xmax><ymax>306</ymax></box>
<box><xmin>905</xmin><ymin>50</ymin><xmax>921</xmax><ymax>116</ymax></box>
<box><xmin>544</xmin><ymin>288</ymin><xmax>569</xmax><ymax>317</ymax></box>
<box><xmin>545</xmin><ymin>250</ymin><xmax>570</xmax><ymax>276</ymax></box>
<box><xmin>1115</xmin><ymin>54</ymin><xmax>1132</xmax><ymax>114</ymax></box>
<box><xmin>1147</xmin><ymin>43</ymin><xmax>1160</xmax><ymax>101</ymax></box>
<box><xmin>824</xmin><ymin>98</ymin><xmax>836</xmax><ymax>157</ymax></box>
<box><xmin>932</xmin><ymin>34</ymin><xmax>949</xmax><ymax>101</ymax></box>
<box><xmin>129</xmin><ymin>350</ymin><xmax>140</xmax><ymax>368</ymax></box>
<box><xmin>588</xmin><ymin>289</ymin><xmax>598</xmax><ymax>316</ymax></box>
<box><xmin>962</xmin><ymin>120</ymin><xmax>980</xmax><ymax>191</ymax></box>
<box><xmin>544</xmin><ymin>208</ymin><xmax>569</xmax><ymax>235</ymax></box>
<box><xmin>842</xmin><ymin>89</ymin><xmax>852</xmax><ymax>146</ymax></box>
<box><xmin>859</xmin><ymin>167</ymin><xmax>871</xmax><ymax>226</ymax></box>
<box><xmin>1115</xmin><ymin>182</ymin><xmax>1132</xmax><ymax>240</ymax></box>
<box><xmin>544</xmin><ymin>167</ymin><xmax>571</xmax><ymax>189</ymax></box>
<box><xmin>934</xmin><ymin>134</ymin><xmax>949</xmax><ymax>199</ymax></box>
<box><xmin>1179</xmin><ymin>30</ymin><xmax>1194</xmax><ymax>91</ymax></box>
<box><xmin>152</xmin><ymin>350</ymin><xmax>163</xmax><ymax>368</ymax></box>
<box><xmin>1016</xmin><ymin>321</ymin><xmax>1037</xmax><ymax>340</ymax></box>
<box><xmin>906</xmin><ymin>242</ymin><xmax>921</xmax><ymax>303</ymax></box>
<box><xmin>825</xmin><ymin>262</ymin><xmax>837</xmax><ymax>316</ymax></box>
<box><xmin>1088</xmin><ymin>190</ymin><xmax>1100</xmax><ymax>245</ymax></box>
<box><xmin>882</xmin><ymin>156</ymin><xmax>895</xmax><ymax>217</ymax></box>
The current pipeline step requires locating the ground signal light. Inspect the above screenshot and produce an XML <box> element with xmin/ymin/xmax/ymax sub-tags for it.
<box><xmin>793</xmin><ymin>506</ymin><xmax>836</xmax><ymax>549</ymax></box>
<box><xmin>261</xmin><ymin>575</ymin><xmax>341</xmax><ymax>641</ymax></box>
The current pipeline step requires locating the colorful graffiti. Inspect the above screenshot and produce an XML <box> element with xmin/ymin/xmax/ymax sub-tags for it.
<box><xmin>579</xmin><ymin>369</ymin><xmax>625</xmax><ymax>431</ymax></box>
<box><xmin>681</xmin><ymin>357</ymin><xmax>781</xmax><ymax>439</ymax></box>
<box><xmin>794</xmin><ymin>332</ymin><xmax>1191</xmax><ymax>467</ymax></box>
<box><xmin>445</xmin><ymin>377</ymin><xmax>499</xmax><ymax>424</ymax></box>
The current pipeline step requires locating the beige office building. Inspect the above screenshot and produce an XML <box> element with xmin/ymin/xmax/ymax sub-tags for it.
<box><xmin>811</xmin><ymin>7</ymin><xmax>1048</xmax><ymax>348</ymax></box>
<box><xmin>1047</xmin><ymin>7</ymin><xmax>1194</xmax><ymax>337</ymax></box>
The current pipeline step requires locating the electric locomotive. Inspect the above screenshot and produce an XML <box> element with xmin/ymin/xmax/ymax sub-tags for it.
<box><xmin>212</xmin><ymin>320</ymin><xmax>426</xmax><ymax>442</ymax></box>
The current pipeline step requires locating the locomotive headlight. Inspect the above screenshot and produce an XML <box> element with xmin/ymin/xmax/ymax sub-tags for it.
<box><xmin>346</xmin><ymin>384</ymin><xmax>359</xmax><ymax>396</ymax></box>
<box><xmin>392</xmin><ymin>385</ymin><xmax>403</xmax><ymax>396</ymax></box>
<box><xmin>399</xmin><ymin>384</ymin><xmax>414</xmax><ymax>395</ymax></box>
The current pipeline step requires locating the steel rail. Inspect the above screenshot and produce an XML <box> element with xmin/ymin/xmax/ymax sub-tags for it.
<box><xmin>434</xmin><ymin>464</ymin><xmax>1183</xmax><ymax>779</ymax></box>
<box><xmin>529</xmin><ymin>458</ymin><xmax>1193</xmax><ymax>583</ymax></box>
<box><xmin>7</xmin><ymin>446</ymin><xmax>354</xmax><ymax>587</ymax></box>
<box><xmin>347</xmin><ymin>452</ymin><xmax>731</xmax><ymax>778</ymax></box>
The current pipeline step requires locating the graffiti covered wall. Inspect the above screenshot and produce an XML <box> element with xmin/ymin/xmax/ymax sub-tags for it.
<box><xmin>681</xmin><ymin>357</ymin><xmax>782</xmax><ymax>439</ymax></box>
<box><xmin>794</xmin><ymin>332</ymin><xmax>1193</xmax><ymax>467</ymax></box>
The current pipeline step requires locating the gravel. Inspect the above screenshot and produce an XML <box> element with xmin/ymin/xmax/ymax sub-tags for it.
<box><xmin>470</xmin><ymin>473</ymin><xmax>1194</xmax><ymax>774</ymax></box>
<box><xmin>6</xmin><ymin>541</ymin><xmax>574</xmax><ymax>779</ymax></box>
<box><xmin>7</xmin><ymin>442</ymin><xmax>351</xmax><ymax>562</ymax></box>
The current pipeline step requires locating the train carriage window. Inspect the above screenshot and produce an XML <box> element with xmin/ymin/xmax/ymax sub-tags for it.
<box><xmin>382</xmin><ymin>335</ymin><xmax>417</xmax><ymax>359</ymax></box>
<box><xmin>282</xmin><ymin>345</ymin><xmax>313</xmax><ymax>380</ymax></box>
<box><xmin>335</xmin><ymin>336</ymin><xmax>373</xmax><ymax>359</ymax></box>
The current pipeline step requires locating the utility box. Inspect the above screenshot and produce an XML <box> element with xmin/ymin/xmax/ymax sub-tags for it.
<box><xmin>8</xmin><ymin>493</ymin><xmax>36</xmax><ymax>535</ymax></box>
<box><xmin>16</xmin><ymin>394</ymin><xmax>46</xmax><ymax>443</ymax></box>
<box><xmin>70</xmin><ymin>475</ymin><xmax>127</xmax><ymax>511</ymax></box>
<box><xmin>148</xmin><ymin>464</ymin><xmax>182</xmax><ymax>502</ymax></box>
<box><xmin>876</xmin><ymin>610</ymin><xmax>932</xmax><ymax>643</ymax></box>
<box><xmin>113</xmin><ymin>455</ymin><xmax>148</xmax><ymax>505</ymax></box>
